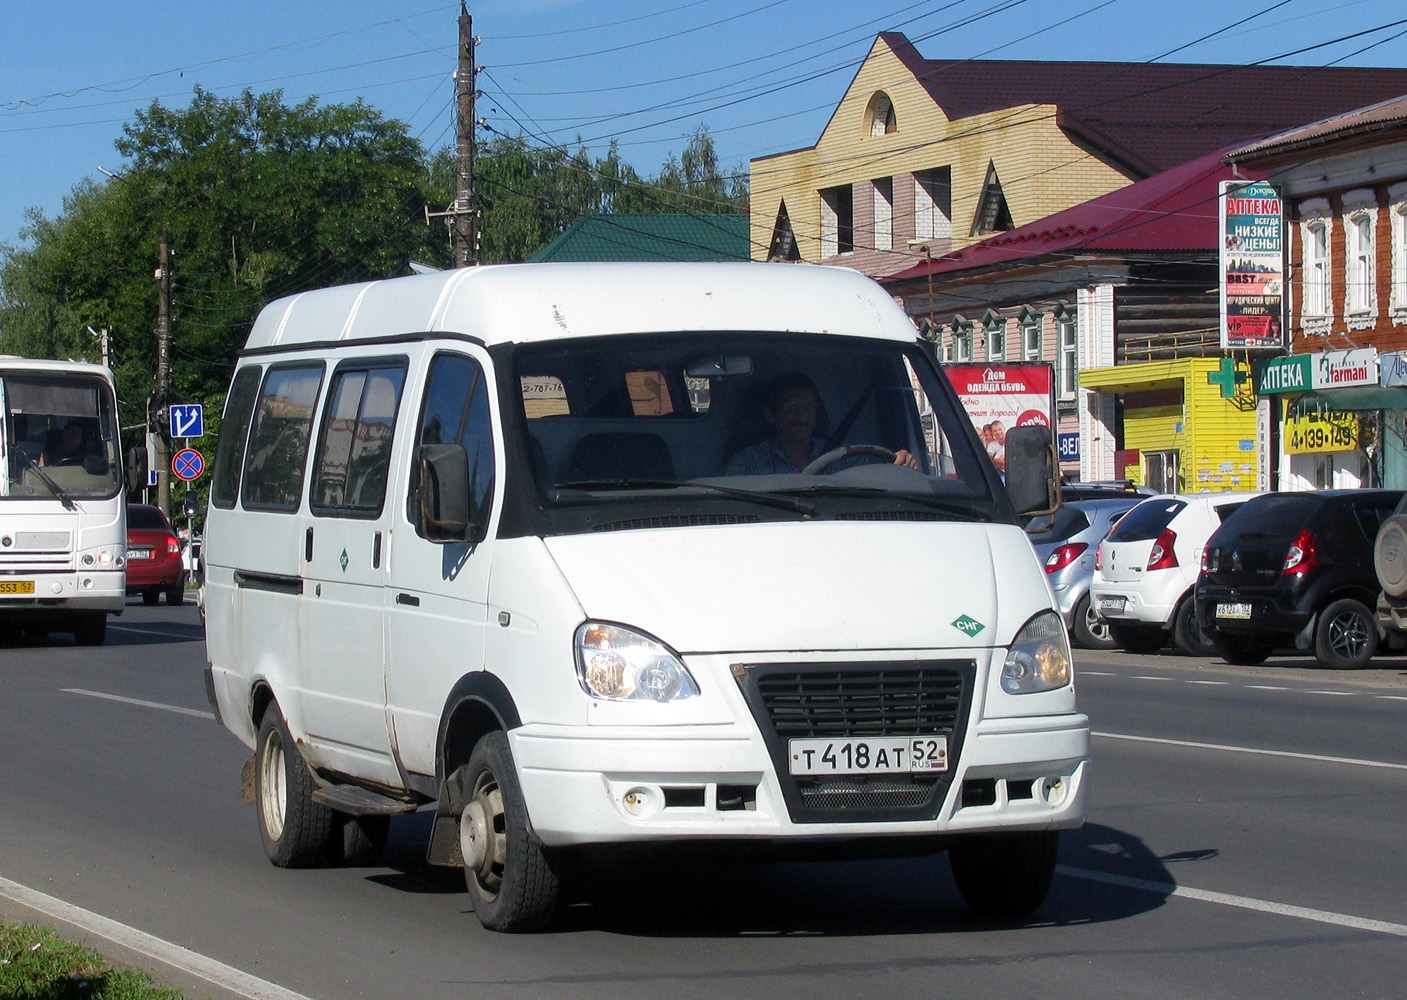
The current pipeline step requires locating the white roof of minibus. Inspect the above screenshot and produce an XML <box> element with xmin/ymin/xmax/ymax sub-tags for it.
<box><xmin>242</xmin><ymin>262</ymin><xmax>916</xmax><ymax>352</ymax></box>
<box><xmin>0</xmin><ymin>357</ymin><xmax>113</xmax><ymax>378</ymax></box>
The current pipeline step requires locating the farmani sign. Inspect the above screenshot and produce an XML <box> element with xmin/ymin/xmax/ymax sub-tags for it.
<box><xmin>1220</xmin><ymin>180</ymin><xmax>1285</xmax><ymax>350</ymax></box>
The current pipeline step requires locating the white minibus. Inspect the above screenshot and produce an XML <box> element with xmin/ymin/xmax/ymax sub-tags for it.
<box><xmin>203</xmin><ymin>263</ymin><xmax>1088</xmax><ymax>931</ymax></box>
<box><xmin>0</xmin><ymin>358</ymin><xmax>125</xmax><ymax>644</ymax></box>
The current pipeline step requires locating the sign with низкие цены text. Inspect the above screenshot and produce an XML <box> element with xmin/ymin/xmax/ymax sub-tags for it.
<box><xmin>1220</xmin><ymin>180</ymin><xmax>1285</xmax><ymax>350</ymax></box>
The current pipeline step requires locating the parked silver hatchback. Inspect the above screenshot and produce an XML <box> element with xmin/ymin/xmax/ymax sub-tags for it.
<box><xmin>1027</xmin><ymin>497</ymin><xmax>1141</xmax><ymax>649</ymax></box>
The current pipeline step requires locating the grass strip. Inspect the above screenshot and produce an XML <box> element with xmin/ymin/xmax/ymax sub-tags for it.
<box><xmin>0</xmin><ymin>922</ymin><xmax>182</xmax><ymax>1000</ymax></box>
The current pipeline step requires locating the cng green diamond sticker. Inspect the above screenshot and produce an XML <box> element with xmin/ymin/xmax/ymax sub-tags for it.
<box><xmin>952</xmin><ymin>614</ymin><xmax>985</xmax><ymax>637</ymax></box>
<box><xmin>339</xmin><ymin>548</ymin><xmax>349</xmax><ymax>572</ymax></box>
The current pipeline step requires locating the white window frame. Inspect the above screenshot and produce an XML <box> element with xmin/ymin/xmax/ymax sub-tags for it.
<box><xmin>1056</xmin><ymin>309</ymin><xmax>1078</xmax><ymax>400</ymax></box>
<box><xmin>952</xmin><ymin>321</ymin><xmax>973</xmax><ymax>363</ymax></box>
<box><xmin>1342</xmin><ymin>189</ymin><xmax>1378</xmax><ymax>329</ymax></box>
<box><xmin>1019</xmin><ymin>309</ymin><xmax>1042</xmax><ymax>361</ymax></box>
<box><xmin>985</xmin><ymin>314</ymin><xmax>1005</xmax><ymax>362</ymax></box>
<box><xmin>872</xmin><ymin>177</ymin><xmax>893</xmax><ymax>252</ymax></box>
<box><xmin>1299</xmin><ymin>198</ymin><xmax>1333</xmax><ymax>336</ymax></box>
<box><xmin>1390</xmin><ymin>182</ymin><xmax>1407</xmax><ymax>324</ymax></box>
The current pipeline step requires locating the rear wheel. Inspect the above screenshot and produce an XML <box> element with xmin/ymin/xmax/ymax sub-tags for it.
<box><xmin>1108</xmin><ymin>622</ymin><xmax>1166</xmax><ymax>654</ymax></box>
<box><xmin>949</xmin><ymin>831</ymin><xmax>1059</xmax><ymax>917</ymax></box>
<box><xmin>165</xmin><ymin>582</ymin><xmax>185</xmax><ymax>606</ymax></box>
<box><xmin>73</xmin><ymin>613</ymin><xmax>106</xmax><ymax>646</ymax></box>
<box><xmin>1071</xmin><ymin>594</ymin><xmax>1116</xmax><ymax>650</ymax></box>
<box><xmin>255</xmin><ymin>704</ymin><xmax>331</xmax><ymax>867</ymax></box>
<box><xmin>1173</xmin><ymin>598</ymin><xmax>1217</xmax><ymax>657</ymax></box>
<box><xmin>1314</xmin><ymin>598</ymin><xmax>1376</xmax><ymax>670</ymax></box>
<box><xmin>458</xmin><ymin>731</ymin><xmax>560</xmax><ymax>932</ymax></box>
<box><xmin>1211</xmin><ymin>633</ymin><xmax>1273</xmax><ymax>666</ymax></box>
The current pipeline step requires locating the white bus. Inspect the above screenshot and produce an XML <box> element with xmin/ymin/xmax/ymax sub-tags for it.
<box><xmin>0</xmin><ymin>358</ymin><xmax>126</xmax><ymax>644</ymax></box>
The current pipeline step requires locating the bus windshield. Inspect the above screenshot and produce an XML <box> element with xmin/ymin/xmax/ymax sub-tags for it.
<box><xmin>1</xmin><ymin>373</ymin><xmax>122</xmax><ymax>500</ymax></box>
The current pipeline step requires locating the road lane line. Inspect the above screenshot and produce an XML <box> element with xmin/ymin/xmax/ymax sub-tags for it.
<box><xmin>1187</xmin><ymin>680</ymin><xmax>1229</xmax><ymax>685</ymax></box>
<box><xmin>0</xmin><ymin>875</ymin><xmax>314</xmax><ymax>1000</ymax></box>
<box><xmin>1057</xmin><ymin>865</ymin><xmax>1407</xmax><ymax>938</ymax></box>
<box><xmin>1095</xmin><ymin>731</ymin><xmax>1407</xmax><ymax>770</ymax></box>
<box><xmin>62</xmin><ymin>688</ymin><xmax>214</xmax><ymax>721</ymax></box>
<box><xmin>1131</xmin><ymin>676</ymin><xmax>1174</xmax><ymax>681</ymax></box>
<box><xmin>1246</xmin><ymin>684</ymin><xmax>1290</xmax><ymax>691</ymax></box>
<box><xmin>109</xmin><ymin>625</ymin><xmax>201</xmax><ymax>639</ymax></box>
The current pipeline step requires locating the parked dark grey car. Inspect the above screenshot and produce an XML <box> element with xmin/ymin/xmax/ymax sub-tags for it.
<box><xmin>1028</xmin><ymin>497</ymin><xmax>1141</xmax><ymax>649</ymax></box>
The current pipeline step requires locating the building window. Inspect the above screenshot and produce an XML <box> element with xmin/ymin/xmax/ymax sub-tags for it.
<box><xmin>1391</xmin><ymin>183</ymin><xmax>1407</xmax><ymax>323</ymax></box>
<box><xmin>1299</xmin><ymin>197</ymin><xmax>1332</xmax><ymax>335</ymax></box>
<box><xmin>820</xmin><ymin>185</ymin><xmax>854</xmax><ymax>258</ymax></box>
<box><xmin>984</xmin><ymin>313</ymin><xmax>1005</xmax><ymax>361</ymax></box>
<box><xmin>1055</xmin><ymin>309</ymin><xmax>1077</xmax><ymax>399</ymax></box>
<box><xmin>1019</xmin><ymin>308</ymin><xmax>1042</xmax><ymax>360</ymax></box>
<box><xmin>866</xmin><ymin>92</ymin><xmax>897</xmax><ymax>136</ymax></box>
<box><xmin>872</xmin><ymin>177</ymin><xmax>893</xmax><ymax>251</ymax></box>
<box><xmin>914</xmin><ymin>168</ymin><xmax>952</xmax><ymax>243</ymax></box>
<box><xmin>1344</xmin><ymin>191</ymin><xmax>1377</xmax><ymax>325</ymax></box>
<box><xmin>951</xmin><ymin>320</ymin><xmax>973</xmax><ymax>363</ymax></box>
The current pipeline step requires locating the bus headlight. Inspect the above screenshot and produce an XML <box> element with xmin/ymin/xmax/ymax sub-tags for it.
<box><xmin>1001</xmin><ymin>611</ymin><xmax>1072</xmax><ymax>694</ymax></box>
<box><xmin>575</xmin><ymin>622</ymin><xmax>699</xmax><ymax>702</ymax></box>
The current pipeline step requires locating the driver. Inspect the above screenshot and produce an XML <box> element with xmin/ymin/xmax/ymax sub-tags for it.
<box><xmin>725</xmin><ymin>372</ymin><xmax>917</xmax><ymax>474</ymax></box>
<box><xmin>40</xmin><ymin>422</ymin><xmax>88</xmax><ymax>467</ymax></box>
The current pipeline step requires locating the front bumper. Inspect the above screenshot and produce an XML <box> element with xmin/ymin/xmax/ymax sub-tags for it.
<box><xmin>0</xmin><ymin>570</ymin><xmax>124</xmax><ymax>613</ymax></box>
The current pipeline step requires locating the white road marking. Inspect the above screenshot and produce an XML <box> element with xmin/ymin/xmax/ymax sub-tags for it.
<box><xmin>1377</xmin><ymin>695</ymin><xmax>1407</xmax><ymax>702</ymax></box>
<box><xmin>1081</xmin><ymin>670</ymin><xmax>1116</xmax><ymax>676</ymax></box>
<box><xmin>1245</xmin><ymin>684</ymin><xmax>1290</xmax><ymax>691</ymax></box>
<box><xmin>1132</xmin><ymin>675</ymin><xmax>1174</xmax><ymax>682</ymax></box>
<box><xmin>1095</xmin><ymin>731</ymin><xmax>1407</xmax><ymax>771</ymax></box>
<box><xmin>62</xmin><ymin>688</ymin><xmax>214</xmax><ymax>721</ymax></box>
<box><xmin>0</xmin><ymin>875</ymin><xmax>315</xmax><ymax>1000</ymax></box>
<box><xmin>1187</xmin><ymin>680</ymin><xmax>1230</xmax><ymax>685</ymax></box>
<box><xmin>1305</xmin><ymin>690</ymin><xmax>1356</xmax><ymax>697</ymax></box>
<box><xmin>1057</xmin><ymin>865</ymin><xmax>1407</xmax><ymax>938</ymax></box>
<box><xmin>109</xmin><ymin>625</ymin><xmax>200</xmax><ymax>639</ymax></box>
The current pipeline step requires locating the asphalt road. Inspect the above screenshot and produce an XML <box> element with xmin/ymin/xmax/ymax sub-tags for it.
<box><xmin>1</xmin><ymin>603</ymin><xmax>1404</xmax><ymax>1000</ymax></box>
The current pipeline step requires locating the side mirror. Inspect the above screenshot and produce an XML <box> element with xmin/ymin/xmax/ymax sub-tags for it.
<box><xmin>414</xmin><ymin>443</ymin><xmax>480</xmax><ymax>543</ymax></box>
<box><xmin>1004</xmin><ymin>425</ymin><xmax>1061</xmax><ymax>518</ymax></box>
<box><xmin>125</xmin><ymin>446</ymin><xmax>147</xmax><ymax>486</ymax></box>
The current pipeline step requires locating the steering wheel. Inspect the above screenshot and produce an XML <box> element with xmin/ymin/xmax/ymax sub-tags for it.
<box><xmin>802</xmin><ymin>444</ymin><xmax>897</xmax><ymax>474</ymax></box>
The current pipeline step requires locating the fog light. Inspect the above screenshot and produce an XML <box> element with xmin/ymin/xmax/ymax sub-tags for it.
<box><xmin>1042</xmin><ymin>776</ymin><xmax>1066</xmax><ymax>806</ymax></box>
<box><xmin>621</xmin><ymin>786</ymin><xmax>659</xmax><ymax>818</ymax></box>
<box><xmin>81</xmin><ymin>578</ymin><xmax>93</xmax><ymax>589</ymax></box>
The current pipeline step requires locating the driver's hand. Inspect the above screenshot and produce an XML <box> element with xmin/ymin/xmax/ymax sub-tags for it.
<box><xmin>893</xmin><ymin>449</ymin><xmax>918</xmax><ymax>470</ymax></box>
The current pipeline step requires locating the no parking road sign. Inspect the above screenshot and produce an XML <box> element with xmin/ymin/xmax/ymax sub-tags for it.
<box><xmin>172</xmin><ymin>447</ymin><xmax>205</xmax><ymax>482</ymax></box>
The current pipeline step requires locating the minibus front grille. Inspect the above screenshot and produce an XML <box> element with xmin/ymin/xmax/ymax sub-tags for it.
<box><xmin>591</xmin><ymin>513</ymin><xmax>761</xmax><ymax>532</ymax></box>
<box><xmin>734</xmin><ymin>660</ymin><xmax>975</xmax><ymax>824</ymax></box>
<box><xmin>0</xmin><ymin>553</ymin><xmax>73</xmax><ymax>570</ymax></box>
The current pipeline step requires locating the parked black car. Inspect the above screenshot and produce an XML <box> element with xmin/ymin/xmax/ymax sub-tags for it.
<box><xmin>1195</xmin><ymin>489</ymin><xmax>1403</xmax><ymax>669</ymax></box>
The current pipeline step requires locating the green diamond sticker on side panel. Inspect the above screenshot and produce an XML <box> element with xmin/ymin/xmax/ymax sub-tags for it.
<box><xmin>952</xmin><ymin>614</ymin><xmax>985</xmax><ymax>637</ymax></box>
<box><xmin>339</xmin><ymin>548</ymin><xmax>349</xmax><ymax>572</ymax></box>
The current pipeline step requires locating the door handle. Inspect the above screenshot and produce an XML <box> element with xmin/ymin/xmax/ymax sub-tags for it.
<box><xmin>373</xmin><ymin>531</ymin><xmax>382</xmax><ymax>569</ymax></box>
<box><xmin>396</xmin><ymin>593</ymin><xmax>420</xmax><ymax>607</ymax></box>
<box><xmin>305</xmin><ymin>526</ymin><xmax>314</xmax><ymax>562</ymax></box>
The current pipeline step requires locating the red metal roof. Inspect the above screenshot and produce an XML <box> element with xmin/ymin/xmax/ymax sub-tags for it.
<box><xmin>1227</xmin><ymin>93</ymin><xmax>1407</xmax><ymax>160</ymax></box>
<box><xmin>884</xmin><ymin>149</ymin><xmax>1263</xmax><ymax>283</ymax></box>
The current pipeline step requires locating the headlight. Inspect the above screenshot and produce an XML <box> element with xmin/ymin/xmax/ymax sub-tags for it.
<box><xmin>574</xmin><ymin>622</ymin><xmax>700</xmax><ymax>702</ymax></box>
<box><xmin>1001</xmin><ymin>611</ymin><xmax>1072</xmax><ymax>694</ymax></box>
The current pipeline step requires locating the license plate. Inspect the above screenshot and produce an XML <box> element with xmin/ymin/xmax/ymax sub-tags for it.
<box><xmin>0</xmin><ymin>581</ymin><xmax>34</xmax><ymax>594</ymax></box>
<box><xmin>788</xmin><ymin>736</ymin><xmax>948</xmax><ymax>775</ymax></box>
<box><xmin>1098</xmin><ymin>596</ymin><xmax>1127</xmax><ymax>614</ymax></box>
<box><xmin>129</xmin><ymin>548</ymin><xmax>153</xmax><ymax>560</ymax></box>
<box><xmin>1217</xmin><ymin>602</ymin><xmax>1253</xmax><ymax>620</ymax></box>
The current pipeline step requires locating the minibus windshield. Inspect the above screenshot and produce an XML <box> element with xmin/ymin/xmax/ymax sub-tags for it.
<box><xmin>511</xmin><ymin>331</ymin><xmax>1000</xmax><ymax>528</ymax></box>
<box><xmin>0</xmin><ymin>375</ymin><xmax>121</xmax><ymax>500</ymax></box>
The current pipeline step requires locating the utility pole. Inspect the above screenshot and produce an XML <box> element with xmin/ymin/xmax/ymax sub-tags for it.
<box><xmin>156</xmin><ymin>228</ymin><xmax>172</xmax><ymax>513</ymax></box>
<box><xmin>453</xmin><ymin>2</ymin><xmax>478</xmax><ymax>266</ymax></box>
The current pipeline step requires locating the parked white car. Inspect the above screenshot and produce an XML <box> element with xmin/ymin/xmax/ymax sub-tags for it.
<box><xmin>1090</xmin><ymin>491</ymin><xmax>1263</xmax><ymax>655</ymax></box>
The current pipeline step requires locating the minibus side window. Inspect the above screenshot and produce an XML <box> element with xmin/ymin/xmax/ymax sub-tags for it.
<box><xmin>210</xmin><ymin>366</ymin><xmax>262</xmax><ymax>509</ymax></box>
<box><xmin>409</xmin><ymin>353</ymin><xmax>494</xmax><ymax>536</ymax></box>
<box><xmin>310</xmin><ymin>361</ymin><xmax>407</xmax><ymax>516</ymax></box>
<box><xmin>241</xmin><ymin>363</ymin><xmax>324</xmax><ymax>512</ymax></box>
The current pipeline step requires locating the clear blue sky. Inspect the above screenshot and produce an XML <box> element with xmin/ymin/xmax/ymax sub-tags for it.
<box><xmin>3</xmin><ymin>0</ymin><xmax>1406</xmax><ymax>248</ymax></box>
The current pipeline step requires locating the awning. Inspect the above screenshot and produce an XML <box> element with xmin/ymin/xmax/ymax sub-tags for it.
<box><xmin>1285</xmin><ymin>385</ymin><xmax>1407</xmax><ymax>416</ymax></box>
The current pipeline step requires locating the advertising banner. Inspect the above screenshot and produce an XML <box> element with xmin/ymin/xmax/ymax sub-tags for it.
<box><xmin>945</xmin><ymin>363</ymin><xmax>1054</xmax><ymax>474</ymax></box>
<box><xmin>1220</xmin><ymin>180</ymin><xmax>1285</xmax><ymax>350</ymax></box>
<box><xmin>1285</xmin><ymin>412</ymin><xmax>1358</xmax><ymax>454</ymax></box>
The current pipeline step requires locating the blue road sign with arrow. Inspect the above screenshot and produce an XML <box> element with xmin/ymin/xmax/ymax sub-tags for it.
<box><xmin>169</xmin><ymin>404</ymin><xmax>204</xmax><ymax>439</ymax></box>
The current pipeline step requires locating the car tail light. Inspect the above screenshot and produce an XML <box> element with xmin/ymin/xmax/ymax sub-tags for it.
<box><xmin>1283</xmin><ymin>528</ymin><xmax>1319</xmax><ymax>575</ymax></box>
<box><xmin>1094</xmin><ymin>544</ymin><xmax>1102</xmax><ymax>572</ymax></box>
<box><xmin>166</xmin><ymin>535</ymin><xmax>181</xmax><ymax>556</ymax></box>
<box><xmin>1044</xmin><ymin>542</ymin><xmax>1087</xmax><ymax>574</ymax></box>
<box><xmin>1201</xmin><ymin>547</ymin><xmax>1211</xmax><ymax>572</ymax></box>
<box><xmin>1147</xmin><ymin>529</ymin><xmax>1178</xmax><ymax>571</ymax></box>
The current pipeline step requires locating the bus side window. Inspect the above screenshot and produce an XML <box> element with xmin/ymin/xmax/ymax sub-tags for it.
<box><xmin>408</xmin><ymin>353</ymin><xmax>495</xmax><ymax>537</ymax></box>
<box><xmin>211</xmin><ymin>367</ymin><xmax>263</xmax><ymax>509</ymax></box>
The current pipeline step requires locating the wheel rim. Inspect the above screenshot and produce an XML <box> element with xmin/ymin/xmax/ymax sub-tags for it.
<box><xmin>1084</xmin><ymin>602</ymin><xmax>1111</xmax><ymax>643</ymax></box>
<box><xmin>1328</xmin><ymin>609</ymin><xmax>1371</xmax><ymax>661</ymax></box>
<box><xmin>259</xmin><ymin>729</ymin><xmax>287</xmax><ymax>841</ymax></box>
<box><xmin>460</xmin><ymin>771</ymin><xmax>507</xmax><ymax>897</ymax></box>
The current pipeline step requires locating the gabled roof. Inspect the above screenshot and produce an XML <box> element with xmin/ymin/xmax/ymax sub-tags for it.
<box><xmin>1227</xmin><ymin>92</ymin><xmax>1407</xmax><ymax>161</ymax></box>
<box><xmin>884</xmin><ymin>149</ymin><xmax>1259</xmax><ymax>283</ymax></box>
<box><xmin>875</xmin><ymin>32</ymin><xmax>1407</xmax><ymax>177</ymax></box>
<box><xmin>529</xmin><ymin>213</ymin><xmax>750</xmax><ymax>262</ymax></box>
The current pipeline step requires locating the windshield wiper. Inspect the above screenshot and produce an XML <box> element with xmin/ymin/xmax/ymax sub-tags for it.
<box><xmin>786</xmin><ymin>485</ymin><xmax>995</xmax><ymax>521</ymax></box>
<box><xmin>552</xmin><ymin>479</ymin><xmax>816</xmax><ymax>516</ymax></box>
<box><xmin>18</xmin><ymin>451</ymin><xmax>76</xmax><ymax>510</ymax></box>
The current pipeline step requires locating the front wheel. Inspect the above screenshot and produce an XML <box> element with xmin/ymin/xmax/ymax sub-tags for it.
<box><xmin>1070</xmin><ymin>593</ymin><xmax>1116</xmax><ymax>650</ymax></box>
<box><xmin>949</xmin><ymin>830</ymin><xmax>1059</xmax><ymax>917</ymax></box>
<box><xmin>255</xmin><ymin>704</ymin><xmax>331</xmax><ymax>867</ymax></box>
<box><xmin>1314</xmin><ymin>598</ymin><xmax>1376</xmax><ymax>669</ymax></box>
<box><xmin>1173</xmin><ymin>598</ymin><xmax>1217</xmax><ymax>657</ymax></box>
<box><xmin>1108</xmin><ymin>622</ymin><xmax>1166</xmax><ymax>654</ymax></box>
<box><xmin>458</xmin><ymin>731</ymin><xmax>560</xmax><ymax>932</ymax></box>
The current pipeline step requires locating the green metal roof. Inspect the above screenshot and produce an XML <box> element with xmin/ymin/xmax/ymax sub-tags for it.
<box><xmin>529</xmin><ymin>213</ymin><xmax>750</xmax><ymax>262</ymax></box>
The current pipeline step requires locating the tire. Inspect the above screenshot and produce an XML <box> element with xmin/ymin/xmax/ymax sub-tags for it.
<box><xmin>1314</xmin><ymin>598</ymin><xmax>1376</xmax><ymax>670</ymax></box>
<box><xmin>255</xmin><ymin>704</ymin><xmax>331</xmax><ymax>867</ymax></box>
<box><xmin>73</xmin><ymin>613</ymin><xmax>106</xmax><ymax>646</ymax></box>
<box><xmin>1070</xmin><ymin>593</ymin><xmax>1116</xmax><ymax>650</ymax></box>
<box><xmin>1173</xmin><ymin>597</ymin><xmax>1217</xmax><ymax>657</ymax></box>
<box><xmin>1374</xmin><ymin>514</ymin><xmax>1407</xmax><ymax>598</ymax></box>
<box><xmin>458</xmin><ymin>731</ymin><xmax>560</xmax><ymax>932</ymax></box>
<box><xmin>949</xmin><ymin>830</ymin><xmax>1059</xmax><ymax>917</ymax></box>
<box><xmin>165</xmin><ymin>582</ymin><xmax>185</xmax><ymax>606</ymax></box>
<box><xmin>1211</xmin><ymin>633</ymin><xmax>1274</xmax><ymax>666</ymax></box>
<box><xmin>1107</xmin><ymin>622</ymin><xmax>1166</xmax><ymax>654</ymax></box>
<box><xmin>142</xmin><ymin>589</ymin><xmax>160</xmax><ymax>606</ymax></box>
<box><xmin>329</xmin><ymin>813</ymin><xmax>389</xmax><ymax>867</ymax></box>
